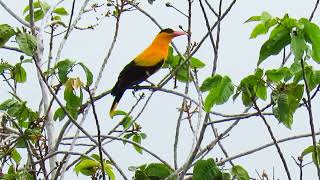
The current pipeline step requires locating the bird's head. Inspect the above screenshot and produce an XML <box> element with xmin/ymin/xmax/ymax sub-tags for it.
<box><xmin>155</xmin><ymin>28</ymin><xmax>187</xmax><ymax>42</ymax></box>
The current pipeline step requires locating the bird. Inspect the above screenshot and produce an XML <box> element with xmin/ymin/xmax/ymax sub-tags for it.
<box><xmin>109</xmin><ymin>28</ymin><xmax>187</xmax><ymax>117</ymax></box>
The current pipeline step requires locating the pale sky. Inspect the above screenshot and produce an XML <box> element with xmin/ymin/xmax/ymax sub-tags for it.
<box><xmin>0</xmin><ymin>0</ymin><xmax>320</xmax><ymax>179</ymax></box>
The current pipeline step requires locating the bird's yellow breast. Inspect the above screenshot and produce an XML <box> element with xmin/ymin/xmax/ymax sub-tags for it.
<box><xmin>134</xmin><ymin>47</ymin><xmax>168</xmax><ymax>67</ymax></box>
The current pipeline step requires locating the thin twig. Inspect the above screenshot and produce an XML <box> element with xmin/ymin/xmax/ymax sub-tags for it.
<box><xmin>207</xmin><ymin>112</ymin><xmax>273</xmax><ymax>125</ymax></box>
<box><xmin>65</xmin><ymin>0</ymin><xmax>76</xmax><ymax>38</ymax></box>
<box><xmin>251</xmin><ymin>99</ymin><xmax>291</xmax><ymax>180</ymax></box>
<box><xmin>218</xmin><ymin>131</ymin><xmax>320</xmax><ymax>165</ymax></box>
<box><xmin>300</xmin><ymin>59</ymin><xmax>320</xmax><ymax>179</ymax></box>
<box><xmin>204</xmin><ymin>0</ymin><xmax>219</xmax><ymax>17</ymax></box>
<box><xmin>55</xmin><ymin>0</ymin><xmax>90</xmax><ymax>63</ymax></box>
<box><xmin>56</xmin><ymin>6</ymin><xmax>122</xmax><ymax>178</ymax></box>
<box><xmin>65</xmin><ymin>93</ymin><xmax>155</xmax><ymax>173</ymax></box>
<box><xmin>1</xmin><ymin>46</ymin><xmax>23</xmax><ymax>53</ymax></box>
<box><xmin>0</xmin><ymin>0</ymin><xmax>32</xmax><ymax>28</ymax></box>
<box><xmin>62</xmin><ymin>135</ymin><xmax>173</xmax><ymax>169</ymax></box>
<box><xmin>199</xmin><ymin>0</ymin><xmax>217</xmax><ymax>74</ymax></box>
<box><xmin>211</xmin><ymin>125</ymin><xmax>234</xmax><ymax>166</ymax></box>
<box><xmin>309</xmin><ymin>0</ymin><xmax>320</xmax><ymax>21</ymax></box>
<box><xmin>28</xmin><ymin>0</ymin><xmax>35</xmax><ymax>34</ymax></box>
<box><xmin>89</xmin><ymin>90</ymin><xmax>106</xmax><ymax>180</ymax></box>
<box><xmin>33</xmin><ymin>58</ymin><xmax>129</xmax><ymax>180</ymax></box>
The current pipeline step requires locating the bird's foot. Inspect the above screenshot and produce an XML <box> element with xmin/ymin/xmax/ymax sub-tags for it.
<box><xmin>132</xmin><ymin>85</ymin><xmax>142</xmax><ymax>92</ymax></box>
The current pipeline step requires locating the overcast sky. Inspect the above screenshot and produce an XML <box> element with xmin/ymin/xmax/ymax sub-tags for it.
<box><xmin>1</xmin><ymin>0</ymin><xmax>320</xmax><ymax>179</ymax></box>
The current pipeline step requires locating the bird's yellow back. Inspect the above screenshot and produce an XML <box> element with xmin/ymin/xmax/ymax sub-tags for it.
<box><xmin>134</xmin><ymin>32</ymin><xmax>174</xmax><ymax>67</ymax></box>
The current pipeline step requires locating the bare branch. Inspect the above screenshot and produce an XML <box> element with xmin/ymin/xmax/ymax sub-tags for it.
<box><xmin>300</xmin><ymin>59</ymin><xmax>320</xmax><ymax>178</ymax></box>
<box><xmin>218</xmin><ymin>131</ymin><xmax>320</xmax><ymax>165</ymax></box>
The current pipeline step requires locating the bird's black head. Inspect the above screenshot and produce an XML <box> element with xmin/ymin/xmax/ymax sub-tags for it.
<box><xmin>160</xmin><ymin>28</ymin><xmax>174</xmax><ymax>34</ymax></box>
<box><xmin>157</xmin><ymin>28</ymin><xmax>187</xmax><ymax>39</ymax></box>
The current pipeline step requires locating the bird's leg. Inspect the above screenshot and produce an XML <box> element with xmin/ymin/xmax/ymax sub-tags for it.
<box><xmin>144</xmin><ymin>80</ymin><xmax>160</xmax><ymax>92</ymax></box>
<box><xmin>132</xmin><ymin>85</ymin><xmax>141</xmax><ymax>92</ymax></box>
<box><xmin>131</xmin><ymin>90</ymin><xmax>138</xmax><ymax>100</ymax></box>
<box><xmin>131</xmin><ymin>87</ymin><xmax>145</xmax><ymax>101</ymax></box>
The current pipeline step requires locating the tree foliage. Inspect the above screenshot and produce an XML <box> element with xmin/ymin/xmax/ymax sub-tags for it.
<box><xmin>0</xmin><ymin>0</ymin><xmax>320</xmax><ymax>179</ymax></box>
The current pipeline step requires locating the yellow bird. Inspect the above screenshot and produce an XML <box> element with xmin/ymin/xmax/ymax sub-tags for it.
<box><xmin>109</xmin><ymin>28</ymin><xmax>187</xmax><ymax>117</ymax></box>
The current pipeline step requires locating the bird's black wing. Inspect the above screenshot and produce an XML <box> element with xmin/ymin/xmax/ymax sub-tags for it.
<box><xmin>111</xmin><ymin>60</ymin><xmax>164</xmax><ymax>98</ymax></box>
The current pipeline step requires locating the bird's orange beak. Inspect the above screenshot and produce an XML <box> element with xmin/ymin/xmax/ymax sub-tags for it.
<box><xmin>172</xmin><ymin>31</ymin><xmax>188</xmax><ymax>37</ymax></box>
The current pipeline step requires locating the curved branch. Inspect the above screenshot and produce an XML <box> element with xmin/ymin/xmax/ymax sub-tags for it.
<box><xmin>0</xmin><ymin>0</ymin><xmax>32</xmax><ymax>28</ymax></box>
<box><xmin>218</xmin><ymin>131</ymin><xmax>320</xmax><ymax>165</ymax></box>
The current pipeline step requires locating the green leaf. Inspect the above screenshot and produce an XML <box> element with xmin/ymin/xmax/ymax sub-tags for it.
<box><xmin>53</xmin><ymin>15</ymin><xmax>62</xmax><ymax>21</ymax></box>
<box><xmin>175</xmin><ymin>65</ymin><xmax>192</xmax><ymax>82</ymax></box>
<box><xmin>290</xmin><ymin>62</ymin><xmax>302</xmax><ymax>74</ymax></box>
<box><xmin>293</xmin><ymin>65</ymin><xmax>320</xmax><ymax>90</ymax></box>
<box><xmin>300</xmin><ymin>18</ymin><xmax>320</xmax><ymax>63</ymax></box>
<box><xmin>287</xmin><ymin>84</ymin><xmax>304</xmax><ymax>112</ymax></box>
<box><xmin>222</xmin><ymin>173</ymin><xmax>231</xmax><ymax>180</ymax></box>
<box><xmin>53</xmin><ymin>107</ymin><xmax>65</xmax><ymax>121</ymax></box>
<box><xmin>66</xmin><ymin>106</ymin><xmax>78</xmax><ymax>120</ymax></box>
<box><xmin>171</xmin><ymin>55</ymin><xmax>182</xmax><ymax>68</ymax></box>
<box><xmin>250</xmin><ymin>19</ymin><xmax>277</xmax><ymax>39</ymax></box>
<box><xmin>132</xmin><ymin>134</ymin><xmax>142</xmax><ymax>154</ymax></box>
<box><xmin>23</xmin><ymin>1</ymin><xmax>50</xmax><ymax>14</ymax></box>
<box><xmin>301</xmin><ymin>145</ymin><xmax>320</xmax><ymax>167</ymax></box>
<box><xmin>25</xmin><ymin>10</ymin><xmax>44</xmax><ymax>22</ymax></box>
<box><xmin>140</xmin><ymin>133</ymin><xmax>147</xmax><ymax>139</ymax></box>
<box><xmin>23</xmin><ymin>1</ymin><xmax>50</xmax><ymax>22</ymax></box>
<box><xmin>313</xmin><ymin>70</ymin><xmax>320</xmax><ymax>84</ymax></box>
<box><xmin>121</xmin><ymin>116</ymin><xmax>132</xmax><ymax>129</ymax></box>
<box><xmin>204</xmin><ymin>75</ymin><xmax>234</xmax><ymax>112</ymax></box>
<box><xmin>112</xmin><ymin>110</ymin><xmax>127</xmax><ymax>117</ymax></box>
<box><xmin>241</xmin><ymin>91</ymin><xmax>252</xmax><ymax>107</ymax></box>
<box><xmin>245</xmin><ymin>15</ymin><xmax>261</xmax><ymax>23</ymax></box>
<box><xmin>193</xmin><ymin>158</ymin><xmax>221</xmax><ymax>180</ymax></box>
<box><xmin>291</xmin><ymin>32</ymin><xmax>307</xmax><ymax>61</ymax></box>
<box><xmin>0</xmin><ymin>24</ymin><xmax>16</xmax><ymax>47</ymax></box>
<box><xmin>4</xmin><ymin>165</ymin><xmax>18</xmax><ymax>180</ymax></box>
<box><xmin>145</xmin><ymin>163</ymin><xmax>172</xmax><ymax>179</ymax></box>
<box><xmin>74</xmin><ymin>158</ymin><xmax>100</xmax><ymax>176</ymax></box>
<box><xmin>250</xmin><ymin>23</ymin><xmax>268</xmax><ymax>39</ymax></box>
<box><xmin>0</xmin><ymin>99</ymin><xmax>17</xmax><ymax>110</ymax></box>
<box><xmin>272</xmin><ymin>83</ymin><xmax>303</xmax><ymax>128</ymax></box>
<box><xmin>56</xmin><ymin>59</ymin><xmax>75</xmax><ymax>83</ymax></box>
<box><xmin>190</xmin><ymin>57</ymin><xmax>205</xmax><ymax>69</ymax></box>
<box><xmin>200</xmin><ymin>75</ymin><xmax>222</xmax><ymax>92</ymax></box>
<box><xmin>91</xmin><ymin>154</ymin><xmax>100</xmax><ymax>161</ymax></box>
<box><xmin>246</xmin><ymin>12</ymin><xmax>276</xmax><ymax>39</ymax></box>
<box><xmin>258</xmin><ymin>25</ymin><xmax>291</xmax><ymax>65</ymax></box>
<box><xmin>231</xmin><ymin>165</ymin><xmax>250</xmax><ymax>180</ymax></box>
<box><xmin>278</xmin><ymin>93</ymin><xmax>290</xmax><ymax>120</ymax></box>
<box><xmin>78</xmin><ymin>62</ymin><xmax>93</xmax><ymax>87</ymax></box>
<box><xmin>0</xmin><ymin>62</ymin><xmax>13</xmax><ymax>73</ymax></box>
<box><xmin>256</xmin><ymin>83</ymin><xmax>267</xmax><ymax>100</ymax></box>
<box><xmin>245</xmin><ymin>11</ymin><xmax>272</xmax><ymax>23</ymax></box>
<box><xmin>11</xmin><ymin>63</ymin><xmax>27</xmax><ymax>83</ymax></box>
<box><xmin>64</xmin><ymin>79</ymin><xmax>81</xmax><ymax>109</ymax></box>
<box><xmin>15</xmin><ymin>32</ymin><xmax>37</xmax><ymax>56</ymax></box>
<box><xmin>265</xmin><ymin>67</ymin><xmax>292</xmax><ymax>82</ymax></box>
<box><xmin>273</xmin><ymin>93</ymin><xmax>292</xmax><ymax>128</ymax></box>
<box><xmin>103</xmin><ymin>163</ymin><xmax>115</xmax><ymax>180</ymax></box>
<box><xmin>134</xmin><ymin>170</ymin><xmax>149</xmax><ymax>180</ymax></box>
<box><xmin>123</xmin><ymin>133</ymin><xmax>134</xmax><ymax>145</ymax></box>
<box><xmin>162</xmin><ymin>46</ymin><xmax>174</xmax><ymax>68</ymax></box>
<box><xmin>10</xmin><ymin>148</ymin><xmax>21</xmax><ymax>164</ymax></box>
<box><xmin>53</xmin><ymin>7</ymin><xmax>69</xmax><ymax>15</ymax></box>
<box><xmin>302</xmin><ymin>145</ymin><xmax>317</xmax><ymax>156</ymax></box>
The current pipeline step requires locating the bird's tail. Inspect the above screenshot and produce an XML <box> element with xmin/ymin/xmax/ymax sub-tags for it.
<box><xmin>109</xmin><ymin>90</ymin><xmax>125</xmax><ymax>118</ymax></box>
